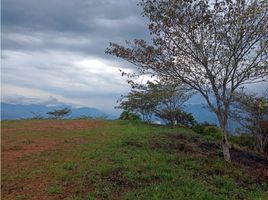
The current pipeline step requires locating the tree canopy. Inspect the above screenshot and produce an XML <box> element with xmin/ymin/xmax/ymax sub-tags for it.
<box><xmin>107</xmin><ymin>0</ymin><xmax>268</xmax><ymax>161</ymax></box>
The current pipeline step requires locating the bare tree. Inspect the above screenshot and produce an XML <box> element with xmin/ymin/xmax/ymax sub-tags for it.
<box><xmin>106</xmin><ymin>0</ymin><xmax>268</xmax><ymax>161</ymax></box>
<box><xmin>29</xmin><ymin>111</ymin><xmax>44</xmax><ymax>119</ymax></box>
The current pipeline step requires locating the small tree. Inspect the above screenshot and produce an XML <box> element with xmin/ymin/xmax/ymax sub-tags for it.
<box><xmin>231</xmin><ymin>90</ymin><xmax>268</xmax><ymax>154</ymax></box>
<box><xmin>156</xmin><ymin>108</ymin><xmax>196</xmax><ymax>127</ymax></box>
<box><xmin>106</xmin><ymin>0</ymin><xmax>268</xmax><ymax>161</ymax></box>
<box><xmin>47</xmin><ymin>108</ymin><xmax>71</xmax><ymax>119</ymax></box>
<box><xmin>148</xmin><ymin>81</ymin><xmax>195</xmax><ymax>127</ymax></box>
<box><xmin>29</xmin><ymin>111</ymin><xmax>44</xmax><ymax>119</ymax></box>
<box><xmin>116</xmin><ymin>87</ymin><xmax>159</xmax><ymax>122</ymax></box>
<box><xmin>117</xmin><ymin>80</ymin><xmax>193</xmax><ymax>124</ymax></box>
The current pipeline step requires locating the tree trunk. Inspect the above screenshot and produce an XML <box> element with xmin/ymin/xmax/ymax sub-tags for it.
<box><xmin>172</xmin><ymin>118</ymin><xmax>177</xmax><ymax>128</ymax></box>
<box><xmin>222</xmin><ymin>132</ymin><xmax>231</xmax><ymax>162</ymax></box>
<box><xmin>219</xmin><ymin>114</ymin><xmax>231</xmax><ymax>162</ymax></box>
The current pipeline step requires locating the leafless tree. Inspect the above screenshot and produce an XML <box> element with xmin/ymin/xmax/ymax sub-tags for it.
<box><xmin>106</xmin><ymin>0</ymin><xmax>268</xmax><ymax>161</ymax></box>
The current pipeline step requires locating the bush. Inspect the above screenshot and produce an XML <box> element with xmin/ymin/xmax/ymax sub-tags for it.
<box><xmin>156</xmin><ymin>109</ymin><xmax>197</xmax><ymax>128</ymax></box>
<box><xmin>204</xmin><ymin>126</ymin><xmax>222</xmax><ymax>140</ymax></box>
<box><xmin>192</xmin><ymin>124</ymin><xmax>205</xmax><ymax>134</ymax></box>
<box><xmin>230</xmin><ymin>134</ymin><xmax>255</xmax><ymax>150</ymax></box>
<box><xmin>119</xmin><ymin>111</ymin><xmax>141</xmax><ymax>121</ymax></box>
<box><xmin>193</xmin><ymin>122</ymin><xmax>221</xmax><ymax>140</ymax></box>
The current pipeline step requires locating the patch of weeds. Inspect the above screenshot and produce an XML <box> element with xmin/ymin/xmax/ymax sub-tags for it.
<box><xmin>124</xmin><ymin>181</ymin><xmax>215</xmax><ymax>200</ymax></box>
<box><xmin>182</xmin><ymin>157</ymin><xmax>200</xmax><ymax>171</ymax></box>
<box><xmin>208</xmin><ymin>159</ymin><xmax>225</xmax><ymax>175</ymax></box>
<box><xmin>15</xmin><ymin>171</ymin><xmax>32</xmax><ymax>180</ymax></box>
<box><xmin>94</xmin><ymin>182</ymin><xmax>112</xmax><ymax>199</ymax></box>
<box><xmin>47</xmin><ymin>185</ymin><xmax>62</xmax><ymax>195</ymax></box>
<box><xmin>60</xmin><ymin>173</ymin><xmax>73</xmax><ymax>186</ymax></box>
<box><xmin>15</xmin><ymin>195</ymin><xmax>28</xmax><ymax>200</ymax></box>
<box><xmin>88</xmin><ymin>174</ymin><xmax>99</xmax><ymax>184</ymax></box>
<box><xmin>211</xmin><ymin>175</ymin><xmax>241</xmax><ymax>197</ymax></box>
<box><xmin>63</xmin><ymin>161</ymin><xmax>77</xmax><ymax>170</ymax></box>
<box><xmin>65</xmin><ymin>195</ymin><xmax>83</xmax><ymax>200</ymax></box>
<box><xmin>87</xmin><ymin>192</ymin><xmax>94</xmax><ymax>200</ymax></box>
<box><xmin>9</xmin><ymin>145</ymin><xmax>22</xmax><ymax>151</ymax></box>
<box><xmin>122</xmin><ymin>139</ymin><xmax>143</xmax><ymax>148</ymax></box>
<box><xmin>98</xmin><ymin>164</ymin><xmax>114</xmax><ymax>177</ymax></box>
<box><xmin>106</xmin><ymin>167</ymin><xmax>131</xmax><ymax>187</ymax></box>
<box><xmin>22</xmin><ymin>139</ymin><xmax>34</xmax><ymax>145</ymax></box>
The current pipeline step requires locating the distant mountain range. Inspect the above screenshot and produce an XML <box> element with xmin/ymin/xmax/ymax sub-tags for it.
<box><xmin>1</xmin><ymin>102</ymin><xmax>238</xmax><ymax>132</ymax></box>
<box><xmin>1</xmin><ymin>103</ymin><xmax>116</xmax><ymax>120</ymax></box>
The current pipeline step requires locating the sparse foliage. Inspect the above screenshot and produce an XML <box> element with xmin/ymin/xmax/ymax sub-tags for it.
<box><xmin>106</xmin><ymin>0</ymin><xmax>268</xmax><ymax>161</ymax></box>
<box><xmin>116</xmin><ymin>85</ymin><xmax>159</xmax><ymax>122</ymax></box>
<box><xmin>150</xmin><ymin>81</ymin><xmax>195</xmax><ymax>127</ymax></box>
<box><xmin>29</xmin><ymin>111</ymin><xmax>44</xmax><ymax>119</ymax></box>
<box><xmin>119</xmin><ymin>111</ymin><xmax>141</xmax><ymax>121</ymax></box>
<box><xmin>116</xmin><ymin>81</ymin><xmax>194</xmax><ymax>124</ymax></box>
<box><xmin>231</xmin><ymin>90</ymin><xmax>268</xmax><ymax>154</ymax></box>
<box><xmin>47</xmin><ymin>108</ymin><xmax>71</xmax><ymax>119</ymax></box>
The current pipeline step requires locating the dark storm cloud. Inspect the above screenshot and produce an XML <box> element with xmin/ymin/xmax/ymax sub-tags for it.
<box><xmin>2</xmin><ymin>0</ymin><xmax>150</xmax><ymax>57</ymax></box>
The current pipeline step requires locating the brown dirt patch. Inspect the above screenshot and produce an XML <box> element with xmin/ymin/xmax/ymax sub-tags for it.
<box><xmin>1</xmin><ymin>120</ymin><xmax>104</xmax><ymax>136</ymax></box>
<box><xmin>2</xmin><ymin>141</ymin><xmax>57</xmax><ymax>162</ymax></box>
<box><xmin>1</xmin><ymin>178</ymin><xmax>59</xmax><ymax>200</ymax></box>
<box><xmin>1</xmin><ymin>120</ymin><xmax>101</xmax><ymax>200</ymax></box>
<box><xmin>29</xmin><ymin>120</ymin><xmax>104</xmax><ymax>130</ymax></box>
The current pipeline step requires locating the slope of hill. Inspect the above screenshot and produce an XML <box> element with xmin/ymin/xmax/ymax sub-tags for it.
<box><xmin>1</xmin><ymin>103</ymin><xmax>116</xmax><ymax>120</ymax></box>
<box><xmin>2</xmin><ymin>120</ymin><xmax>267</xmax><ymax>200</ymax></box>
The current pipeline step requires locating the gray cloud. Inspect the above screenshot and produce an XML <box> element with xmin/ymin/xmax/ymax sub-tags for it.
<box><xmin>2</xmin><ymin>0</ymin><xmax>150</xmax><ymax>55</ymax></box>
<box><xmin>3</xmin><ymin>0</ymin><xmax>265</xmax><ymax>115</ymax></box>
<box><xmin>1</xmin><ymin>0</ymin><xmax>147</xmax><ymax>112</ymax></box>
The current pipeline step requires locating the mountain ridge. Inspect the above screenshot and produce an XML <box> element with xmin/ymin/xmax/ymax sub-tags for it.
<box><xmin>1</xmin><ymin>103</ymin><xmax>116</xmax><ymax>120</ymax></box>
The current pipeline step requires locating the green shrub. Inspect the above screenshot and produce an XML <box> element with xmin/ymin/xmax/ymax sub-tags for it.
<box><xmin>193</xmin><ymin>124</ymin><xmax>205</xmax><ymax>134</ymax></box>
<box><xmin>193</xmin><ymin>123</ymin><xmax>221</xmax><ymax>140</ymax></box>
<box><xmin>204</xmin><ymin>126</ymin><xmax>222</xmax><ymax>140</ymax></box>
<box><xmin>230</xmin><ymin>134</ymin><xmax>255</xmax><ymax>149</ymax></box>
<box><xmin>63</xmin><ymin>161</ymin><xmax>77</xmax><ymax>171</ymax></box>
<box><xmin>47</xmin><ymin>185</ymin><xmax>62</xmax><ymax>195</ymax></box>
<box><xmin>119</xmin><ymin>111</ymin><xmax>141</xmax><ymax>121</ymax></box>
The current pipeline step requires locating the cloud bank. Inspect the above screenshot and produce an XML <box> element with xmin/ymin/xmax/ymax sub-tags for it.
<box><xmin>2</xmin><ymin>0</ymin><xmax>150</xmax><ymax>114</ymax></box>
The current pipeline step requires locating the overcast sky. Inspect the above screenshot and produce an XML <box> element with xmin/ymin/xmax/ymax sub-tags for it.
<box><xmin>1</xmin><ymin>0</ymin><xmax>267</xmax><ymax>115</ymax></box>
<box><xmin>1</xmin><ymin>0</ymin><xmax>153</xmax><ymax>114</ymax></box>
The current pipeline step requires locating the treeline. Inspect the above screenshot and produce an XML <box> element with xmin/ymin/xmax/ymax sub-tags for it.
<box><xmin>117</xmin><ymin>82</ymin><xmax>268</xmax><ymax>154</ymax></box>
<box><xmin>117</xmin><ymin>81</ymin><xmax>196</xmax><ymax>127</ymax></box>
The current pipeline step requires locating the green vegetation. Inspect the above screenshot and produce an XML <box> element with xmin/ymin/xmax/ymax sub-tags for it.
<box><xmin>47</xmin><ymin>185</ymin><xmax>63</xmax><ymax>195</ymax></box>
<box><xmin>2</xmin><ymin>119</ymin><xmax>268</xmax><ymax>200</ymax></box>
<box><xmin>47</xmin><ymin>107</ymin><xmax>71</xmax><ymax>119</ymax></box>
<box><xmin>119</xmin><ymin>110</ymin><xmax>141</xmax><ymax>121</ymax></box>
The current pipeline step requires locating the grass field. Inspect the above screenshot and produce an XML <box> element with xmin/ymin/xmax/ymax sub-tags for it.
<box><xmin>1</xmin><ymin>119</ymin><xmax>268</xmax><ymax>200</ymax></box>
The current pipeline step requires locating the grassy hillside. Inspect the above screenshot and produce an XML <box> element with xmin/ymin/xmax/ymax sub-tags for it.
<box><xmin>1</xmin><ymin>120</ymin><xmax>268</xmax><ymax>200</ymax></box>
